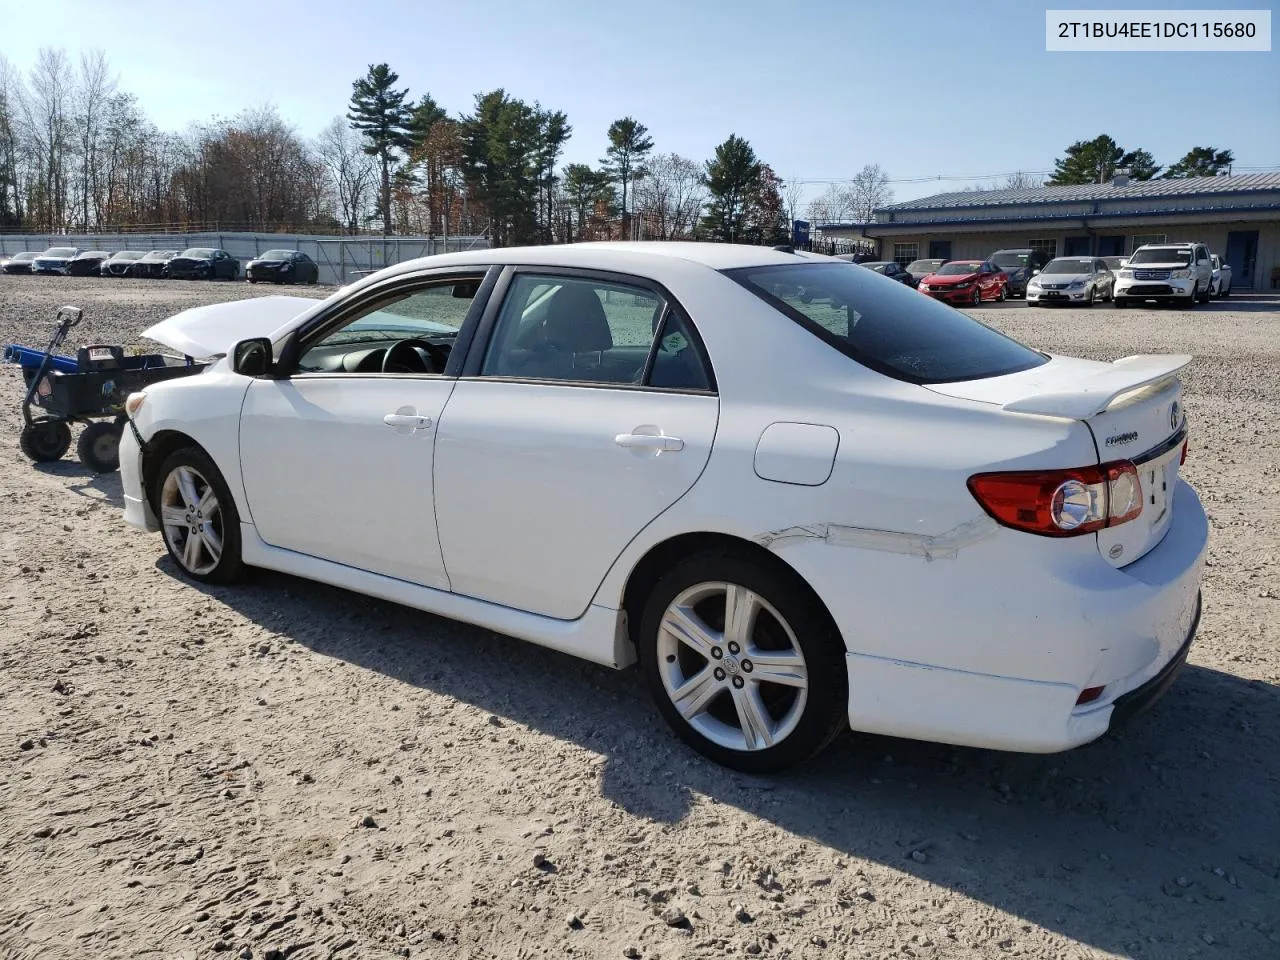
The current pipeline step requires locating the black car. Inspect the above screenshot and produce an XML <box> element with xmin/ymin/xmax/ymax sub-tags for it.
<box><xmin>100</xmin><ymin>250</ymin><xmax>148</xmax><ymax>277</ymax></box>
<box><xmin>1</xmin><ymin>251</ymin><xmax>39</xmax><ymax>274</ymax></box>
<box><xmin>167</xmin><ymin>247</ymin><xmax>240</xmax><ymax>280</ymax></box>
<box><xmin>858</xmin><ymin>260</ymin><xmax>915</xmax><ymax>285</ymax></box>
<box><xmin>990</xmin><ymin>248</ymin><xmax>1053</xmax><ymax>298</ymax></box>
<box><xmin>32</xmin><ymin>246</ymin><xmax>81</xmax><ymax>275</ymax></box>
<box><xmin>246</xmin><ymin>249</ymin><xmax>320</xmax><ymax>285</ymax></box>
<box><xmin>127</xmin><ymin>250</ymin><xmax>180</xmax><ymax>278</ymax></box>
<box><xmin>904</xmin><ymin>259</ymin><xmax>947</xmax><ymax>288</ymax></box>
<box><xmin>66</xmin><ymin>250</ymin><xmax>112</xmax><ymax>276</ymax></box>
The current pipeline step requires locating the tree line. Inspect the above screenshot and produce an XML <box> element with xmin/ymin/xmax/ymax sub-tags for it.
<box><xmin>0</xmin><ymin>51</ymin><xmax>796</xmax><ymax>246</ymax></box>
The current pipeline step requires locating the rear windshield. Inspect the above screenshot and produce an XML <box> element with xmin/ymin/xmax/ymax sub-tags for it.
<box><xmin>726</xmin><ymin>262</ymin><xmax>1048</xmax><ymax>384</ymax></box>
<box><xmin>1129</xmin><ymin>248</ymin><xmax>1192</xmax><ymax>266</ymax></box>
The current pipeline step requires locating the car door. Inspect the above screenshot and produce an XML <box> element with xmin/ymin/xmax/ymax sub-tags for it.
<box><xmin>433</xmin><ymin>268</ymin><xmax>719</xmax><ymax>620</ymax></box>
<box><xmin>237</xmin><ymin>270</ymin><xmax>490</xmax><ymax>589</ymax></box>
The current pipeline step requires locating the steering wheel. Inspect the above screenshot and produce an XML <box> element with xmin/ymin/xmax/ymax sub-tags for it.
<box><xmin>381</xmin><ymin>338</ymin><xmax>448</xmax><ymax>374</ymax></box>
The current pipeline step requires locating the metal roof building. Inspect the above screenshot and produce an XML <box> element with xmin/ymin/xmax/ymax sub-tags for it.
<box><xmin>819</xmin><ymin>172</ymin><xmax>1280</xmax><ymax>290</ymax></box>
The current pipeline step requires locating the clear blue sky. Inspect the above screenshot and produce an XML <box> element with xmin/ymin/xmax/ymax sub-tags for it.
<box><xmin>4</xmin><ymin>0</ymin><xmax>1277</xmax><ymax>206</ymax></box>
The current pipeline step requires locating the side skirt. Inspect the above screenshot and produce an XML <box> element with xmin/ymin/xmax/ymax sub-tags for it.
<box><xmin>240</xmin><ymin>523</ymin><xmax>636</xmax><ymax>669</ymax></box>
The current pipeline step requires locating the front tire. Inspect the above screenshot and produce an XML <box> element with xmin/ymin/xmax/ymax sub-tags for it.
<box><xmin>637</xmin><ymin>551</ymin><xmax>848</xmax><ymax>773</ymax></box>
<box><xmin>76</xmin><ymin>421</ymin><xmax>121</xmax><ymax>473</ymax></box>
<box><xmin>153</xmin><ymin>447</ymin><xmax>244</xmax><ymax>584</ymax></box>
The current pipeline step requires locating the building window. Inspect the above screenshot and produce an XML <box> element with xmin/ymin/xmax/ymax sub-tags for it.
<box><xmin>1027</xmin><ymin>238</ymin><xmax>1057</xmax><ymax>258</ymax></box>
<box><xmin>1131</xmin><ymin>233</ymin><xmax>1167</xmax><ymax>249</ymax></box>
<box><xmin>892</xmin><ymin>242</ymin><xmax>918</xmax><ymax>265</ymax></box>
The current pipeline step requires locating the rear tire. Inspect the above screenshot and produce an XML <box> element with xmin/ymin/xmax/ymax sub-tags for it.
<box><xmin>76</xmin><ymin>421</ymin><xmax>121</xmax><ymax>473</ymax></box>
<box><xmin>19</xmin><ymin>420</ymin><xmax>72</xmax><ymax>463</ymax></box>
<box><xmin>152</xmin><ymin>446</ymin><xmax>245</xmax><ymax>584</ymax></box>
<box><xmin>637</xmin><ymin>550</ymin><xmax>848</xmax><ymax>773</ymax></box>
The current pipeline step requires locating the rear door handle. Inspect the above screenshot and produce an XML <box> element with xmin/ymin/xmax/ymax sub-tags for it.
<box><xmin>615</xmin><ymin>433</ymin><xmax>684</xmax><ymax>452</ymax></box>
<box><xmin>383</xmin><ymin>413</ymin><xmax>432</xmax><ymax>430</ymax></box>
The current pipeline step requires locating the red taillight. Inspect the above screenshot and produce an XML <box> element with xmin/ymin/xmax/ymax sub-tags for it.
<box><xmin>967</xmin><ymin>461</ymin><xmax>1143</xmax><ymax>537</ymax></box>
<box><xmin>1180</xmin><ymin>438</ymin><xmax>1188</xmax><ymax>465</ymax></box>
<box><xmin>1076</xmin><ymin>685</ymin><xmax>1106</xmax><ymax>705</ymax></box>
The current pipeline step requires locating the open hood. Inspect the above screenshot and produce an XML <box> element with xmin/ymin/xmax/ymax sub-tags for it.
<box><xmin>140</xmin><ymin>295</ymin><xmax>317</xmax><ymax>358</ymax></box>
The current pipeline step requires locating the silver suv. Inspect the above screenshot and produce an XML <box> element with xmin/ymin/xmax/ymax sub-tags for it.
<box><xmin>1114</xmin><ymin>242</ymin><xmax>1213</xmax><ymax>308</ymax></box>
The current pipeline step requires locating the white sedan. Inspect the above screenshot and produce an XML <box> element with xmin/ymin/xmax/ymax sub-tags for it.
<box><xmin>118</xmin><ymin>242</ymin><xmax>1208</xmax><ymax>772</ymax></box>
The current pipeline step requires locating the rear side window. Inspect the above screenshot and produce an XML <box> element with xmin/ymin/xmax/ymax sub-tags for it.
<box><xmin>726</xmin><ymin>262</ymin><xmax>1047</xmax><ymax>385</ymax></box>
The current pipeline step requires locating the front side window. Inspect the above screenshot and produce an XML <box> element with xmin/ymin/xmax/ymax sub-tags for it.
<box><xmin>480</xmin><ymin>273</ymin><xmax>710</xmax><ymax>390</ymax></box>
<box><xmin>727</xmin><ymin>262</ymin><xmax>1047</xmax><ymax>385</ymax></box>
<box><xmin>297</xmin><ymin>278</ymin><xmax>481</xmax><ymax>374</ymax></box>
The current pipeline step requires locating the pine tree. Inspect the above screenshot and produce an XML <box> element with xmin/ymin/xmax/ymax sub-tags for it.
<box><xmin>601</xmin><ymin>117</ymin><xmax>654</xmax><ymax>223</ymax></box>
<box><xmin>1163</xmin><ymin>146</ymin><xmax>1235</xmax><ymax>178</ymax></box>
<box><xmin>347</xmin><ymin>63</ymin><xmax>412</xmax><ymax>235</ymax></box>
<box><xmin>700</xmin><ymin>134</ymin><xmax>760</xmax><ymax>242</ymax></box>
<box><xmin>1047</xmin><ymin>134</ymin><xmax>1161</xmax><ymax>185</ymax></box>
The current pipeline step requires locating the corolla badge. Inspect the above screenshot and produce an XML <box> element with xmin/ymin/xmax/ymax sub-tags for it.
<box><xmin>1105</xmin><ymin>430</ymin><xmax>1139</xmax><ymax>447</ymax></box>
<box><xmin>1170</xmin><ymin>401</ymin><xmax>1181</xmax><ymax>430</ymax></box>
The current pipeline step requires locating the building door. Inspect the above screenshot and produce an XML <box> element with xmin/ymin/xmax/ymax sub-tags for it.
<box><xmin>928</xmin><ymin>240</ymin><xmax>952</xmax><ymax>259</ymax></box>
<box><xmin>1064</xmin><ymin>236</ymin><xmax>1091</xmax><ymax>256</ymax></box>
<box><xmin>1097</xmin><ymin>235</ymin><xmax>1125</xmax><ymax>256</ymax></box>
<box><xmin>1225</xmin><ymin>231</ymin><xmax>1258</xmax><ymax>289</ymax></box>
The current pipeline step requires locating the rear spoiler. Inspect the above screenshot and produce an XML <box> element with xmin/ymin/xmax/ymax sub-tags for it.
<box><xmin>1002</xmin><ymin>354</ymin><xmax>1192</xmax><ymax>420</ymax></box>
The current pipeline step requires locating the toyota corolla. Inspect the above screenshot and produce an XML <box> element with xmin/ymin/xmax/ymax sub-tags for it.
<box><xmin>116</xmin><ymin>242</ymin><xmax>1207</xmax><ymax>772</ymax></box>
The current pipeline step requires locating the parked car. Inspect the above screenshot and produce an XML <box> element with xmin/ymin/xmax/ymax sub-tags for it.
<box><xmin>66</xmin><ymin>250</ymin><xmax>113</xmax><ymax>276</ymax></box>
<box><xmin>916</xmin><ymin>259</ymin><xmax>1008</xmax><ymax>305</ymax></box>
<box><xmin>990</xmin><ymin>248</ymin><xmax>1053</xmax><ymax>298</ymax></box>
<box><xmin>1114</xmin><ymin>242</ymin><xmax>1213</xmax><ymax>308</ymax></box>
<box><xmin>127</xmin><ymin>249</ymin><xmax>180</xmax><ymax>279</ymax></box>
<box><xmin>0</xmin><ymin>251</ymin><xmax>39</xmax><ymax>274</ymax></box>
<box><xmin>167</xmin><ymin>248</ymin><xmax>240</xmax><ymax>281</ymax></box>
<box><xmin>100</xmin><ymin>250</ymin><xmax>148</xmax><ymax>277</ymax></box>
<box><xmin>31</xmin><ymin>246</ymin><xmax>82</xmax><ymax>275</ymax></box>
<box><xmin>246</xmin><ymin>249</ymin><xmax>320</xmax><ymax>285</ymax></box>
<box><xmin>857</xmin><ymin>260</ymin><xmax>914</xmax><ymax>285</ymax></box>
<box><xmin>904</xmin><ymin>258</ymin><xmax>946</xmax><ymax>287</ymax></box>
<box><xmin>1025</xmin><ymin>257</ymin><xmax>1115</xmax><ymax>306</ymax></box>
<box><xmin>116</xmin><ymin>242</ymin><xmax>1206</xmax><ymax>772</ymax></box>
<box><xmin>1101</xmin><ymin>256</ymin><xmax>1130</xmax><ymax>273</ymax></box>
<box><xmin>1210</xmin><ymin>254</ymin><xmax>1232</xmax><ymax>298</ymax></box>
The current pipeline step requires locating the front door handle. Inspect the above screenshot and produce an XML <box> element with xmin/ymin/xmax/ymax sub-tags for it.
<box><xmin>383</xmin><ymin>413</ymin><xmax>432</xmax><ymax>430</ymax></box>
<box><xmin>615</xmin><ymin>432</ymin><xmax>684</xmax><ymax>452</ymax></box>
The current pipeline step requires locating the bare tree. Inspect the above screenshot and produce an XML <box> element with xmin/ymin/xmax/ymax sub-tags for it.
<box><xmin>1003</xmin><ymin>170</ymin><xmax>1043</xmax><ymax>190</ymax></box>
<box><xmin>72</xmin><ymin>49</ymin><xmax>116</xmax><ymax>229</ymax></box>
<box><xmin>632</xmin><ymin>152</ymin><xmax>705</xmax><ymax>239</ymax></box>
<box><xmin>782</xmin><ymin>174</ymin><xmax>804</xmax><ymax>227</ymax></box>
<box><xmin>847</xmin><ymin>163</ymin><xmax>892</xmax><ymax>223</ymax></box>
<box><xmin>805</xmin><ymin>183</ymin><xmax>851</xmax><ymax>225</ymax></box>
<box><xmin>317</xmin><ymin>115</ymin><xmax>376</xmax><ymax>233</ymax></box>
<box><xmin>0</xmin><ymin>55</ymin><xmax>24</xmax><ymax>227</ymax></box>
<box><xmin>21</xmin><ymin>47</ymin><xmax>74</xmax><ymax>230</ymax></box>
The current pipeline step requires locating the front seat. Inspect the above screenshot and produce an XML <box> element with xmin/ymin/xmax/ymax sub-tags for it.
<box><xmin>518</xmin><ymin>283</ymin><xmax>613</xmax><ymax>380</ymax></box>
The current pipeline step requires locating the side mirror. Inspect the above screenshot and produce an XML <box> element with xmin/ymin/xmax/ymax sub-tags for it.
<box><xmin>1031</xmin><ymin>269</ymin><xmax>1040</xmax><ymax>276</ymax></box>
<box><xmin>232</xmin><ymin>337</ymin><xmax>274</xmax><ymax>377</ymax></box>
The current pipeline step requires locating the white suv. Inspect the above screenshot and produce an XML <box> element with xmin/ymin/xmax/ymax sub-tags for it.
<box><xmin>1114</xmin><ymin>242</ymin><xmax>1213</xmax><ymax>308</ymax></box>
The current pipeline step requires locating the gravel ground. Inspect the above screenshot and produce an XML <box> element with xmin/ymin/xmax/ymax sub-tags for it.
<box><xmin>0</xmin><ymin>276</ymin><xmax>1277</xmax><ymax>960</ymax></box>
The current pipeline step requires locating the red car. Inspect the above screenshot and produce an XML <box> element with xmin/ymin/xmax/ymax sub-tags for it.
<box><xmin>916</xmin><ymin>259</ymin><xmax>1008</xmax><ymax>306</ymax></box>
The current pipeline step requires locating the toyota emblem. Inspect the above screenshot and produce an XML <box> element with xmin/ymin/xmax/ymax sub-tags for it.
<box><xmin>1170</xmin><ymin>401</ymin><xmax>1181</xmax><ymax>430</ymax></box>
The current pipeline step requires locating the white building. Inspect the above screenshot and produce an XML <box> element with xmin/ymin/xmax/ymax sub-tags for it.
<box><xmin>819</xmin><ymin>173</ymin><xmax>1280</xmax><ymax>290</ymax></box>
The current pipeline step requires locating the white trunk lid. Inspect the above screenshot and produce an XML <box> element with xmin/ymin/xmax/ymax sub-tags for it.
<box><xmin>928</xmin><ymin>354</ymin><xmax>1190</xmax><ymax>567</ymax></box>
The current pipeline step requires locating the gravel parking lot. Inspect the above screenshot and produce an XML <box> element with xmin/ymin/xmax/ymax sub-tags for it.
<box><xmin>1</xmin><ymin>276</ymin><xmax>1277</xmax><ymax>960</ymax></box>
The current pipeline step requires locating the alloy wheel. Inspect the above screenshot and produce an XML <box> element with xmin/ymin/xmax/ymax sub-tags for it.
<box><xmin>159</xmin><ymin>465</ymin><xmax>225</xmax><ymax>576</ymax></box>
<box><xmin>655</xmin><ymin>582</ymin><xmax>809</xmax><ymax>752</ymax></box>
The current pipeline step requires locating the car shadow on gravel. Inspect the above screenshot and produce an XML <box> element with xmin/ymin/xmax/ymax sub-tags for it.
<box><xmin>174</xmin><ymin>563</ymin><xmax>1280</xmax><ymax>958</ymax></box>
<box><xmin>33</xmin><ymin>459</ymin><xmax>124</xmax><ymax>507</ymax></box>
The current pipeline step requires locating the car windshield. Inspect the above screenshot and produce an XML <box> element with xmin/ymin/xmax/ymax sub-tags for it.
<box><xmin>15</xmin><ymin>252</ymin><xmax>38</xmax><ymax>260</ymax></box>
<box><xmin>112</xmin><ymin>251</ymin><xmax>146</xmax><ymax>260</ymax></box>
<box><xmin>906</xmin><ymin>260</ymin><xmax>941</xmax><ymax>273</ymax></box>
<box><xmin>991</xmin><ymin>252</ymin><xmax>1030</xmax><ymax>268</ymax></box>
<box><xmin>727</xmin><ymin>262</ymin><xmax>1048</xmax><ymax>384</ymax></box>
<box><xmin>1042</xmin><ymin>259</ymin><xmax>1092</xmax><ymax>274</ymax></box>
<box><xmin>261</xmin><ymin>250</ymin><xmax>295</xmax><ymax>259</ymax></box>
<box><xmin>77</xmin><ymin>251</ymin><xmax>109</xmax><ymax>258</ymax></box>
<box><xmin>936</xmin><ymin>262</ymin><xmax>982</xmax><ymax>275</ymax></box>
<box><xmin>863</xmin><ymin>263</ymin><xmax>890</xmax><ymax>272</ymax></box>
<box><xmin>181</xmin><ymin>248</ymin><xmax>216</xmax><ymax>258</ymax></box>
<box><xmin>1129</xmin><ymin>248</ymin><xmax>1192</xmax><ymax>266</ymax></box>
<box><xmin>45</xmin><ymin>247</ymin><xmax>77</xmax><ymax>257</ymax></box>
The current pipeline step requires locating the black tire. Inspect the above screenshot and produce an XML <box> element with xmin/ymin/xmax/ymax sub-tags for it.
<box><xmin>19</xmin><ymin>420</ymin><xmax>72</xmax><ymax>463</ymax></box>
<box><xmin>971</xmin><ymin>286</ymin><xmax>981</xmax><ymax>307</ymax></box>
<box><xmin>1085</xmin><ymin>286</ymin><xmax>1095</xmax><ymax>307</ymax></box>
<box><xmin>1115</xmin><ymin>297</ymin><xmax>1127</xmax><ymax>309</ymax></box>
<box><xmin>1181</xmin><ymin>291</ymin><xmax>1197</xmax><ymax>309</ymax></box>
<box><xmin>637</xmin><ymin>550</ymin><xmax>848</xmax><ymax>773</ymax></box>
<box><xmin>151</xmin><ymin>446</ymin><xmax>245</xmax><ymax>584</ymax></box>
<box><xmin>998</xmin><ymin>284</ymin><xmax>1007</xmax><ymax>301</ymax></box>
<box><xmin>1219</xmin><ymin>284</ymin><xmax>1229</xmax><ymax>299</ymax></box>
<box><xmin>76</xmin><ymin>421</ymin><xmax>121</xmax><ymax>473</ymax></box>
<box><xmin>1197</xmin><ymin>282</ymin><xmax>1211</xmax><ymax>304</ymax></box>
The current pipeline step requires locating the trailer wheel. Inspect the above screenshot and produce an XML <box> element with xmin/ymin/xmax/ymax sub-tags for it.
<box><xmin>19</xmin><ymin>421</ymin><xmax>72</xmax><ymax>463</ymax></box>
<box><xmin>77</xmin><ymin>421</ymin><xmax>122</xmax><ymax>473</ymax></box>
